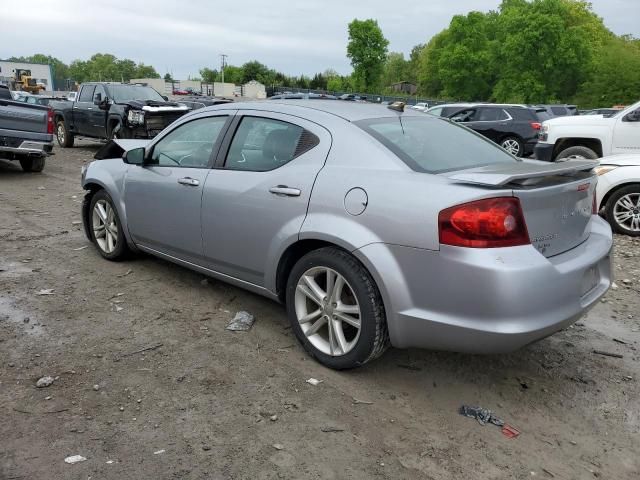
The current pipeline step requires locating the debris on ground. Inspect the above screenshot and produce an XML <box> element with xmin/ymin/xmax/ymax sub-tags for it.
<box><xmin>93</xmin><ymin>384</ymin><xmax>100</xmax><ymax>391</ymax></box>
<box><xmin>226</xmin><ymin>311</ymin><xmax>255</xmax><ymax>331</ymax></box>
<box><xmin>153</xmin><ymin>449</ymin><xmax>165</xmax><ymax>455</ymax></box>
<box><xmin>273</xmin><ymin>444</ymin><xmax>284</xmax><ymax>450</ymax></box>
<box><xmin>306</xmin><ymin>378</ymin><xmax>322</xmax><ymax>386</ymax></box>
<box><xmin>106</xmin><ymin>460</ymin><xmax>114</xmax><ymax>464</ymax></box>
<box><xmin>35</xmin><ymin>289</ymin><xmax>54</xmax><ymax>295</ymax></box>
<box><xmin>593</xmin><ymin>350</ymin><xmax>624</xmax><ymax>359</ymax></box>
<box><xmin>397</xmin><ymin>364</ymin><xmax>422</xmax><ymax>371</ymax></box>
<box><xmin>352</xmin><ymin>397</ymin><xmax>374</xmax><ymax>405</ymax></box>
<box><xmin>116</xmin><ymin>269</ymin><xmax>133</xmax><ymax>278</ymax></box>
<box><xmin>270</xmin><ymin>414</ymin><xmax>278</xmax><ymax>421</ymax></box>
<box><xmin>321</xmin><ymin>426</ymin><xmax>345</xmax><ymax>432</ymax></box>
<box><xmin>72</xmin><ymin>246</ymin><xmax>88</xmax><ymax>251</ymax></box>
<box><xmin>36</xmin><ymin>376</ymin><xmax>55</xmax><ymax>388</ymax></box>
<box><xmin>64</xmin><ymin>455</ymin><xmax>87</xmax><ymax>464</ymax></box>
<box><xmin>115</xmin><ymin>343</ymin><xmax>164</xmax><ymax>361</ymax></box>
<box><xmin>501</xmin><ymin>424</ymin><xmax>521</xmax><ymax>439</ymax></box>
<box><xmin>459</xmin><ymin>405</ymin><xmax>504</xmax><ymax>426</ymax></box>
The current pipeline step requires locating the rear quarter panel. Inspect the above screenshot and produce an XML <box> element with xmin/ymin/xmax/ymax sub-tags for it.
<box><xmin>301</xmin><ymin>122</ymin><xmax>513</xmax><ymax>252</ymax></box>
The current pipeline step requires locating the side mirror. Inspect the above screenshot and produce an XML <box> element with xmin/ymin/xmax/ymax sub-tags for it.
<box><xmin>93</xmin><ymin>93</ymin><xmax>102</xmax><ymax>105</ymax></box>
<box><xmin>624</xmin><ymin>109</ymin><xmax>640</xmax><ymax>122</ymax></box>
<box><xmin>162</xmin><ymin>95</ymin><xmax>168</xmax><ymax>101</ymax></box>
<box><xmin>123</xmin><ymin>147</ymin><xmax>145</xmax><ymax>165</ymax></box>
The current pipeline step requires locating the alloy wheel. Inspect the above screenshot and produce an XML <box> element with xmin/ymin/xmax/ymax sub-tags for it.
<box><xmin>294</xmin><ymin>267</ymin><xmax>361</xmax><ymax>356</ymax></box>
<box><xmin>613</xmin><ymin>193</ymin><xmax>640</xmax><ymax>232</ymax></box>
<box><xmin>501</xmin><ymin>139</ymin><xmax>520</xmax><ymax>156</ymax></box>
<box><xmin>92</xmin><ymin>199</ymin><xmax>118</xmax><ymax>253</ymax></box>
<box><xmin>57</xmin><ymin>124</ymin><xmax>65</xmax><ymax>144</ymax></box>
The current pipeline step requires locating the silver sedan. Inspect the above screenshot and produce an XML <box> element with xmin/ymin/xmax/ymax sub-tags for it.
<box><xmin>81</xmin><ymin>101</ymin><xmax>613</xmax><ymax>369</ymax></box>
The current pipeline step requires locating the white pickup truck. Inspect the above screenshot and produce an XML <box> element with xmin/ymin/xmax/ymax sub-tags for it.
<box><xmin>535</xmin><ymin>100</ymin><xmax>640</xmax><ymax>161</ymax></box>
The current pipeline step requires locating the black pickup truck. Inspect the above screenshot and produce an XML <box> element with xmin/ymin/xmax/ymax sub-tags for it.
<box><xmin>51</xmin><ymin>82</ymin><xmax>190</xmax><ymax>148</ymax></box>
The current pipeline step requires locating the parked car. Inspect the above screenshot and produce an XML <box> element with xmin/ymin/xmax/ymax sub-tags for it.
<box><xmin>535</xmin><ymin>104</ymin><xmax>578</xmax><ymax>117</ymax></box>
<box><xmin>339</xmin><ymin>94</ymin><xmax>367</xmax><ymax>101</ymax></box>
<box><xmin>51</xmin><ymin>82</ymin><xmax>190</xmax><ymax>147</ymax></box>
<box><xmin>580</xmin><ymin>108</ymin><xmax>622</xmax><ymax>117</ymax></box>
<box><xmin>595</xmin><ymin>154</ymin><xmax>640</xmax><ymax>236</ymax></box>
<box><xmin>535</xmin><ymin>100</ymin><xmax>640</xmax><ymax>161</ymax></box>
<box><xmin>177</xmin><ymin>96</ymin><xmax>234</xmax><ymax>110</ymax></box>
<box><xmin>0</xmin><ymin>85</ymin><xmax>54</xmax><ymax>172</ymax></box>
<box><xmin>424</xmin><ymin>103</ymin><xmax>475</xmax><ymax>116</ymax></box>
<box><xmin>270</xmin><ymin>93</ymin><xmax>337</xmax><ymax>100</ymax></box>
<box><xmin>81</xmin><ymin>101</ymin><xmax>612</xmax><ymax>369</ymax></box>
<box><xmin>444</xmin><ymin>104</ymin><xmax>544</xmax><ymax>157</ymax></box>
<box><xmin>172</xmin><ymin>88</ymin><xmax>189</xmax><ymax>95</ymax></box>
<box><xmin>411</xmin><ymin>102</ymin><xmax>429</xmax><ymax>111</ymax></box>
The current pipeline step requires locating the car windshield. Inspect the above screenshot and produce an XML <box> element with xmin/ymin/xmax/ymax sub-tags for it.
<box><xmin>356</xmin><ymin>116</ymin><xmax>518</xmax><ymax>173</ymax></box>
<box><xmin>108</xmin><ymin>85</ymin><xmax>165</xmax><ymax>103</ymax></box>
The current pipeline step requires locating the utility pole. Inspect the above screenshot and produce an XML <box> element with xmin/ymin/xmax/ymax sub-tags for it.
<box><xmin>220</xmin><ymin>54</ymin><xmax>227</xmax><ymax>84</ymax></box>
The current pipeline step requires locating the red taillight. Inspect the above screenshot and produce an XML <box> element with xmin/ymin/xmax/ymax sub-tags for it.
<box><xmin>439</xmin><ymin>197</ymin><xmax>530</xmax><ymax>248</ymax></box>
<box><xmin>530</xmin><ymin>122</ymin><xmax>542</xmax><ymax>130</ymax></box>
<box><xmin>47</xmin><ymin>108</ymin><xmax>54</xmax><ymax>135</ymax></box>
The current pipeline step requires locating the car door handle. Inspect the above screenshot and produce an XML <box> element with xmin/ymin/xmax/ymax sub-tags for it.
<box><xmin>177</xmin><ymin>177</ymin><xmax>200</xmax><ymax>186</ymax></box>
<box><xmin>269</xmin><ymin>186</ymin><xmax>301</xmax><ymax>197</ymax></box>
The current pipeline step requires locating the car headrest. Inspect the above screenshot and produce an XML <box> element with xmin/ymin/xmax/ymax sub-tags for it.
<box><xmin>262</xmin><ymin>129</ymin><xmax>299</xmax><ymax>162</ymax></box>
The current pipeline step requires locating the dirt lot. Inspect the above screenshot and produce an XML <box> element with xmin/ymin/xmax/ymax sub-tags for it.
<box><xmin>1</xmin><ymin>142</ymin><xmax>639</xmax><ymax>480</ymax></box>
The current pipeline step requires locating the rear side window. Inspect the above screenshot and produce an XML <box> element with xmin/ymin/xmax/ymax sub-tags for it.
<box><xmin>509</xmin><ymin>108</ymin><xmax>537</xmax><ymax>121</ymax></box>
<box><xmin>356</xmin><ymin>116</ymin><xmax>518</xmax><ymax>174</ymax></box>
<box><xmin>79</xmin><ymin>85</ymin><xmax>95</xmax><ymax>102</ymax></box>
<box><xmin>225</xmin><ymin>117</ymin><xmax>318</xmax><ymax>172</ymax></box>
<box><xmin>550</xmin><ymin>106</ymin><xmax>566</xmax><ymax>115</ymax></box>
<box><xmin>477</xmin><ymin>108</ymin><xmax>509</xmax><ymax>121</ymax></box>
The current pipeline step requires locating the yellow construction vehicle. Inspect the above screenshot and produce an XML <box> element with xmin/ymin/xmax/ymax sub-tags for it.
<box><xmin>13</xmin><ymin>69</ymin><xmax>45</xmax><ymax>94</ymax></box>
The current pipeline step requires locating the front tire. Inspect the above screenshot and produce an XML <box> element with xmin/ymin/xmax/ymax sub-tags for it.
<box><xmin>286</xmin><ymin>247</ymin><xmax>389</xmax><ymax>370</ymax></box>
<box><xmin>110</xmin><ymin>122</ymin><xmax>131</xmax><ymax>139</ymax></box>
<box><xmin>605</xmin><ymin>185</ymin><xmax>640</xmax><ymax>236</ymax></box>
<box><xmin>556</xmin><ymin>145</ymin><xmax>598</xmax><ymax>161</ymax></box>
<box><xmin>19</xmin><ymin>157</ymin><xmax>45</xmax><ymax>172</ymax></box>
<box><xmin>89</xmin><ymin>190</ymin><xmax>130</xmax><ymax>260</ymax></box>
<box><xmin>56</xmin><ymin>120</ymin><xmax>74</xmax><ymax>148</ymax></box>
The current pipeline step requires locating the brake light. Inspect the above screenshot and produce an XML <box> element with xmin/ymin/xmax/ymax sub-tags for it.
<box><xmin>439</xmin><ymin>197</ymin><xmax>530</xmax><ymax>248</ymax></box>
<box><xmin>530</xmin><ymin>122</ymin><xmax>542</xmax><ymax>130</ymax></box>
<box><xmin>47</xmin><ymin>108</ymin><xmax>54</xmax><ymax>135</ymax></box>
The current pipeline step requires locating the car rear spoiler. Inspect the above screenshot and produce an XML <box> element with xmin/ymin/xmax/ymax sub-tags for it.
<box><xmin>445</xmin><ymin>159</ymin><xmax>599</xmax><ymax>187</ymax></box>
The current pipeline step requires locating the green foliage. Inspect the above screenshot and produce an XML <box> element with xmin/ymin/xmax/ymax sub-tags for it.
<box><xmin>575</xmin><ymin>36</ymin><xmax>640</xmax><ymax>107</ymax></box>
<box><xmin>199</xmin><ymin>68</ymin><xmax>217</xmax><ymax>83</ymax></box>
<box><xmin>414</xmin><ymin>0</ymin><xmax>633</xmax><ymax>106</ymax></box>
<box><xmin>347</xmin><ymin>19</ymin><xmax>389</xmax><ymax>92</ymax></box>
<box><xmin>381</xmin><ymin>52</ymin><xmax>410</xmax><ymax>89</ymax></box>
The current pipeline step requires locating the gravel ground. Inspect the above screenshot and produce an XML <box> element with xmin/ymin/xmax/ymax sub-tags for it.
<box><xmin>1</xmin><ymin>143</ymin><xmax>639</xmax><ymax>480</ymax></box>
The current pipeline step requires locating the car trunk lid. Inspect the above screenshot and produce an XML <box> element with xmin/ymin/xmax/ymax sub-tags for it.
<box><xmin>443</xmin><ymin>159</ymin><xmax>599</xmax><ymax>257</ymax></box>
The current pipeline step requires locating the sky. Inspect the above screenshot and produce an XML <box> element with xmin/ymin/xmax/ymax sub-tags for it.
<box><xmin>1</xmin><ymin>0</ymin><xmax>638</xmax><ymax>79</ymax></box>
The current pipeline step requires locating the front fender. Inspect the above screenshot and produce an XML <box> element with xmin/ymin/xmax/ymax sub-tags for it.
<box><xmin>82</xmin><ymin>160</ymin><xmax>134</xmax><ymax>247</ymax></box>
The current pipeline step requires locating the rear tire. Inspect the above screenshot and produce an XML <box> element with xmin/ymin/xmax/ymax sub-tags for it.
<box><xmin>604</xmin><ymin>185</ymin><xmax>640</xmax><ymax>236</ymax></box>
<box><xmin>285</xmin><ymin>247</ymin><xmax>389</xmax><ymax>370</ymax></box>
<box><xmin>19</xmin><ymin>157</ymin><xmax>45</xmax><ymax>172</ymax></box>
<box><xmin>89</xmin><ymin>190</ymin><xmax>130</xmax><ymax>261</ymax></box>
<box><xmin>56</xmin><ymin>119</ymin><xmax>74</xmax><ymax>148</ymax></box>
<box><xmin>556</xmin><ymin>145</ymin><xmax>598</xmax><ymax>161</ymax></box>
<box><xmin>500</xmin><ymin>136</ymin><xmax>524</xmax><ymax>157</ymax></box>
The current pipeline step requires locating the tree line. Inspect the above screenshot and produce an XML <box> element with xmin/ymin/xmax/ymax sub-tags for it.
<box><xmin>9</xmin><ymin>0</ymin><xmax>639</xmax><ymax>107</ymax></box>
<box><xmin>350</xmin><ymin>0</ymin><xmax>640</xmax><ymax>107</ymax></box>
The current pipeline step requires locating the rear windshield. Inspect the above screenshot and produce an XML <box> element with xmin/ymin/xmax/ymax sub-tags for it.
<box><xmin>356</xmin><ymin>116</ymin><xmax>518</xmax><ymax>173</ymax></box>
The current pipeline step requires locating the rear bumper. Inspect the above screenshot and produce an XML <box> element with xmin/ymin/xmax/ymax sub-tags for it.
<box><xmin>0</xmin><ymin>139</ymin><xmax>53</xmax><ymax>158</ymax></box>
<box><xmin>354</xmin><ymin>216</ymin><xmax>613</xmax><ymax>353</ymax></box>
<box><xmin>534</xmin><ymin>142</ymin><xmax>555</xmax><ymax>162</ymax></box>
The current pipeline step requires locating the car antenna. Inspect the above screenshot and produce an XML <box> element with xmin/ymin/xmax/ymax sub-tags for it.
<box><xmin>388</xmin><ymin>101</ymin><xmax>405</xmax><ymax>113</ymax></box>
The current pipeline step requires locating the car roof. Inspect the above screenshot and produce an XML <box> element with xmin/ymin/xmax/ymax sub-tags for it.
<box><xmin>206</xmin><ymin>100</ymin><xmax>425</xmax><ymax>122</ymax></box>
